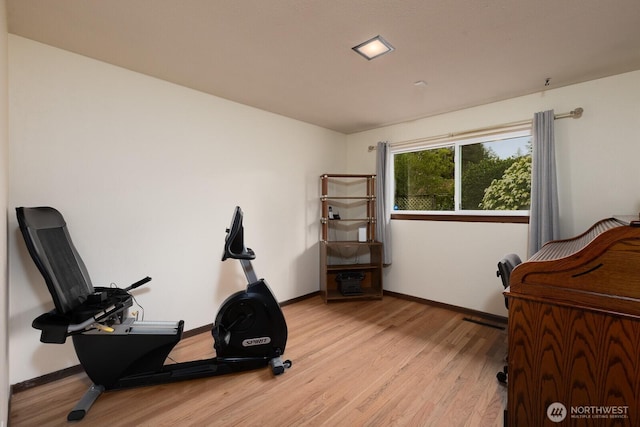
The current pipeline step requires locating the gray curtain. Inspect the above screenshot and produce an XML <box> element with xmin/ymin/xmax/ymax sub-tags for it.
<box><xmin>528</xmin><ymin>110</ymin><xmax>559</xmax><ymax>257</ymax></box>
<box><xmin>375</xmin><ymin>141</ymin><xmax>392</xmax><ymax>265</ymax></box>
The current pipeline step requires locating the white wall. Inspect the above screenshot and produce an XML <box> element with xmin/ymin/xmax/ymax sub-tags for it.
<box><xmin>8</xmin><ymin>35</ymin><xmax>346</xmax><ymax>384</ymax></box>
<box><xmin>347</xmin><ymin>70</ymin><xmax>640</xmax><ymax>316</ymax></box>
<box><xmin>1</xmin><ymin>1</ymin><xmax>9</xmax><ymax>425</ymax></box>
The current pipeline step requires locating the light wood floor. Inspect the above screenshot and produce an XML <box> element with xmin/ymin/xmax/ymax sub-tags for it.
<box><xmin>10</xmin><ymin>295</ymin><xmax>508</xmax><ymax>426</ymax></box>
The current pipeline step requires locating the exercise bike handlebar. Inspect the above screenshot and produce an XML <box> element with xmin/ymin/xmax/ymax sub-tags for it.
<box><xmin>222</xmin><ymin>206</ymin><xmax>256</xmax><ymax>261</ymax></box>
<box><xmin>124</xmin><ymin>276</ymin><xmax>152</xmax><ymax>292</ymax></box>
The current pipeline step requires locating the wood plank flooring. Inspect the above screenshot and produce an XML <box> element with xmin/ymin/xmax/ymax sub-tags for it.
<box><xmin>10</xmin><ymin>295</ymin><xmax>508</xmax><ymax>426</ymax></box>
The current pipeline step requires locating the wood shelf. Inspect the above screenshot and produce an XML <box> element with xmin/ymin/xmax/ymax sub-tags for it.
<box><xmin>321</xmin><ymin>218</ymin><xmax>373</xmax><ymax>223</ymax></box>
<box><xmin>319</xmin><ymin>240</ymin><xmax>383</xmax><ymax>303</ymax></box>
<box><xmin>321</xmin><ymin>196</ymin><xmax>374</xmax><ymax>201</ymax></box>
<box><xmin>320</xmin><ymin>174</ymin><xmax>376</xmax><ymax>242</ymax></box>
<box><xmin>326</xmin><ymin>263</ymin><xmax>378</xmax><ymax>271</ymax></box>
<box><xmin>323</xmin><ymin>287</ymin><xmax>382</xmax><ymax>301</ymax></box>
<box><xmin>319</xmin><ymin>174</ymin><xmax>382</xmax><ymax>303</ymax></box>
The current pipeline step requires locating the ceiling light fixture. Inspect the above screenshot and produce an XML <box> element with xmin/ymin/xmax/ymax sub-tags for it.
<box><xmin>352</xmin><ymin>35</ymin><xmax>394</xmax><ymax>60</ymax></box>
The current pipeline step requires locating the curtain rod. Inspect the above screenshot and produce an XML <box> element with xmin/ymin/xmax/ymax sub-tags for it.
<box><xmin>367</xmin><ymin>107</ymin><xmax>583</xmax><ymax>152</ymax></box>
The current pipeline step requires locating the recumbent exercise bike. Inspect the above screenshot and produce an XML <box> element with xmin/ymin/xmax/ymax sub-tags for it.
<box><xmin>16</xmin><ymin>206</ymin><xmax>291</xmax><ymax>421</ymax></box>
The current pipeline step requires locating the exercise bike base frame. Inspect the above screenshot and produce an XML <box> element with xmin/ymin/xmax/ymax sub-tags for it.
<box><xmin>69</xmin><ymin>353</ymin><xmax>288</xmax><ymax>421</ymax></box>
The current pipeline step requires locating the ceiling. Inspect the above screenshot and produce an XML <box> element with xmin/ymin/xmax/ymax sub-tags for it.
<box><xmin>7</xmin><ymin>0</ymin><xmax>640</xmax><ymax>134</ymax></box>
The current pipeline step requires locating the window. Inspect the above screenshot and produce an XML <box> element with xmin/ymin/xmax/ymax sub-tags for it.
<box><xmin>391</xmin><ymin>130</ymin><xmax>531</xmax><ymax>216</ymax></box>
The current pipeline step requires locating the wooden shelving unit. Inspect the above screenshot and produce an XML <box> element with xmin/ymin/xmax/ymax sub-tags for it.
<box><xmin>320</xmin><ymin>241</ymin><xmax>383</xmax><ymax>302</ymax></box>
<box><xmin>319</xmin><ymin>174</ymin><xmax>383</xmax><ymax>303</ymax></box>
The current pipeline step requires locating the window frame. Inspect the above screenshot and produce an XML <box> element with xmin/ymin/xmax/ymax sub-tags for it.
<box><xmin>389</xmin><ymin>128</ymin><xmax>532</xmax><ymax>219</ymax></box>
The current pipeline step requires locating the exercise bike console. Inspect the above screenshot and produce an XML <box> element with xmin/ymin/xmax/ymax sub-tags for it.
<box><xmin>16</xmin><ymin>205</ymin><xmax>291</xmax><ymax>422</ymax></box>
<box><xmin>222</xmin><ymin>206</ymin><xmax>256</xmax><ymax>261</ymax></box>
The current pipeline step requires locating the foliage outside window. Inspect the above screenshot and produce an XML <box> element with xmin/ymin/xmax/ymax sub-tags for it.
<box><xmin>392</xmin><ymin>130</ymin><xmax>531</xmax><ymax>214</ymax></box>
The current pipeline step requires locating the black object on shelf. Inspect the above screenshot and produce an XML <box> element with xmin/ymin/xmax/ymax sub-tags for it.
<box><xmin>336</xmin><ymin>272</ymin><xmax>365</xmax><ymax>296</ymax></box>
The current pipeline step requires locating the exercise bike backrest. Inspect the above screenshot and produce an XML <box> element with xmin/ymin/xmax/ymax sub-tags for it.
<box><xmin>222</xmin><ymin>206</ymin><xmax>256</xmax><ymax>261</ymax></box>
<box><xmin>16</xmin><ymin>206</ymin><xmax>97</xmax><ymax>315</ymax></box>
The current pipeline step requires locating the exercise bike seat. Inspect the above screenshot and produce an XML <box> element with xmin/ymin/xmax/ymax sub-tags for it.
<box><xmin>17</xmin><ymin>207</ymin><xmax>133</xmax><ymax>343</ymax></box>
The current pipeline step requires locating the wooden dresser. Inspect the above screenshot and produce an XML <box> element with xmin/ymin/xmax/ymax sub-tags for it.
<box><xmin>505</xmin><ymin>216</ymin><xmax>640</xmax><ymax>426</ymax></box>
